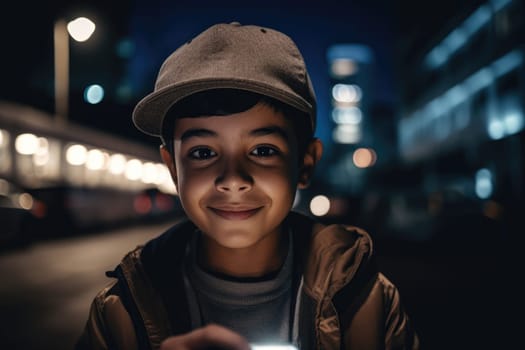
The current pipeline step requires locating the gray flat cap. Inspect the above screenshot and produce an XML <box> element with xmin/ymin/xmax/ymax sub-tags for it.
<box><xmin>132</xmin><ymin>22</ymin><xmax>317</xmax><ymax>137</ymax></box>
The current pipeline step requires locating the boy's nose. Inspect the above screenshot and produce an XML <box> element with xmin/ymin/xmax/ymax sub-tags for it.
<box><xmin>215</xmin><ymin>160</ymin><xmax>253</xmax><ymax>193</ymax></box>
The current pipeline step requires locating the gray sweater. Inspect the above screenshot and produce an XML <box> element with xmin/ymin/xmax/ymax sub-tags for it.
<box><xmin>184</xmin><ymin>231</ymin><xmax>293</xmax><ymax>344</ymax></box>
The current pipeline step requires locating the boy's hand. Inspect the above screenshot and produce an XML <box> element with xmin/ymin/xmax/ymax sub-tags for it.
<box><xmin>160</xmin><ymin>324</ymin><xmax>251</xmax><ymax>350</ymax></box>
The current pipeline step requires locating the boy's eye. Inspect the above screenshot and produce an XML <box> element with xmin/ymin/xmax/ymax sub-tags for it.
<box><xmin>189</xmin><ymin>147</ymin><xmax>217</xmax><ymax>160</ymax></box>
<box><xmin>251</xmin><ymin>146</ymin><xmax>278</xmax><ymax>157</ymax></box>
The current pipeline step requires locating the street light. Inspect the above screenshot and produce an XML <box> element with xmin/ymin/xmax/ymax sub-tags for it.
<box><xmin>54</xmin><ymin>17</ymin><xmax>96</xmax><ymax>125</ymax></box>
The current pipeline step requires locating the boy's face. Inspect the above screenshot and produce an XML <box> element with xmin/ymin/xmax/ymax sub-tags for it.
<box><xmin>162</xmin><ymin>103</ymin><xmax>316</xmax><ymax>251</ymax></box>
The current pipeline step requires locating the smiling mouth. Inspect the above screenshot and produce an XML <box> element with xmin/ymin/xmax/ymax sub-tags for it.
<box><xmin>209</xmin><ymin>207</ymin><xmax>262</xmax><ymax>220</ymax></box>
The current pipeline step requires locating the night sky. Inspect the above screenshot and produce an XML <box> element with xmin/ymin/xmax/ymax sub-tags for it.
<box><xmin>0</xmin><ymin>0</ymin><xmax>474</xmax><ymax>149</ymax></box>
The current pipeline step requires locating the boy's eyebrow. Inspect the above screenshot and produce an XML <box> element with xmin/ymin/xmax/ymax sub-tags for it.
<box><xmin>180</xmin><ymin>128</ymin><xmax>217</xmax><ymax>141</ymax></box>
<box><xmin>180</xmin><ymin>125</ymin><xmax>289</xmax><ymax>142</ymax></box>
<box><xmin>250</xmin><ymin>125</ymin><xmax>289</xmax><ymax>140</ymax></box>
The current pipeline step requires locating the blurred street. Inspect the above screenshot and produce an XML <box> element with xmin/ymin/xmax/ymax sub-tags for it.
<box><xmin>0</xmin><ymin>218</ymin><xmax>520</xmax><ymax>350</ymax></box>
<box><xmin>0</xmin><ymin>221</ymin><xmax>173</xmax><ymax>350</ymax></box>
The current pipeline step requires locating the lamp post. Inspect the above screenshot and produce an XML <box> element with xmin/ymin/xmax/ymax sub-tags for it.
<box><xmin>54</xmin><ymin>17</ymin><xmax>96</xmax><ymax>125</ymax></box>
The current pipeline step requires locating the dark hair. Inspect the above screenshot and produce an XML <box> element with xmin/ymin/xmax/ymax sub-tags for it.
<box><xmin>161</xmin><ymin>88</ymin><xmax>313</xmax><ymax>159</ymax></box>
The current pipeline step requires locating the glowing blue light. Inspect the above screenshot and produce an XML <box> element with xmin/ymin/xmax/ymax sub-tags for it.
<box><xmin>332</xmin><ymin>84</ymin><xmax>362</xmax><ymax>103</ymax></box>
<box><xmin>424</xmin><ymin>1</ymin><xmax>514</xmax><ymax>71</ymax></box>
<box><xmin>116</xmin><ymin>39</ymin><xmax>134</xmax><ymax>59</ymax></box>
<box><xmin>491</xmin><ymin>0</ymin><xmax>512</xmax><ymax>12</ymax></box>
<box><xmin>84</xmin><ymin>84</ymin><xmax>105</xmax><ymax>104</ymax></box>
<box><xmin>503</xmin><ymin>111</ymin><xmax>524</xmax><ymax>135</ymax></box>
<box><xmin>463</xmin><ymin>5</ymin><xmax>491</xmax><ymax>35</ymax></box>
<box><xmin>425</xmin><ymin>46</ymin><xmax>448</xmax><ymax>69</ymax></box>
<box><xmin>492</xmin><ymin>50</ymin><xmax>523</xmax><ymax>77</ymax></box>
<box><xmin>443</xmin><ymin>28</ymin><xmax>467</xmax><ymax>53</ymax></box>
<box><xmin>475</xmin><ymin>168</ymin><xmax>493</xmax><ymax>199</ymax></box>
<box><xmin>446</xmin><ymin>85</ymin><xmax>468</xmax><ymax>107</ymax></box>
<box><xmin>487</xmin><ymin>118</ymin><xmax>505</xmax><ymax>140</ymax></box>
<box><xmin>331</xmin><ymin>107</ymin><xmax>362</xmax><ymax>124</ymax></box>
<box><xmin>327</xmin><ymin>44</ymin><xmax>373</xmax><ymax>64</ymax></box>
<box><xmin>464</xmin><ymin>68</ymin><xmax>493</xmax><ymax>93</ymax></box>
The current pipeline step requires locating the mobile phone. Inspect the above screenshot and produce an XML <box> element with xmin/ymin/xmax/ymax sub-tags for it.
<box><xmin>250</xmin><ymin>345</ymin><xmax>298</xmax><ymax>350</ymax></box>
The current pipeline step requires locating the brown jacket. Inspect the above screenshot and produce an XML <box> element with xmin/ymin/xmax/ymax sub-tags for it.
<box><xmin>76</xmin><ymin>212</ymin><xmax>419</xmax><ymax>349</ymax></box>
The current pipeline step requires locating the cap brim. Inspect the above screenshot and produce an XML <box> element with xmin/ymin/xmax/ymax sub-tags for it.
<box><xmin>132</xmin><ymin>78</ymin><xmax>314</xmax><ymax>137</ymax></box>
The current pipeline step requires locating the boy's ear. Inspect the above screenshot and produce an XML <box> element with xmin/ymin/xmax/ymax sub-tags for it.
<box><xmin>298</xmin><ymin>138</ymin><xmax>323</xmax><ymax>189</ymax></box>
<box><xmin>160</xmin><ymin>144</ymin><xmax>178</xmax><ymax>188</ymax></box>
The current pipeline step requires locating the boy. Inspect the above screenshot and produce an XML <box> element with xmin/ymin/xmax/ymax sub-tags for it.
<box><xmin>76</xmin><ymin>22</ymin><xmax>419</xmax><ymax>350</ymax></box>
